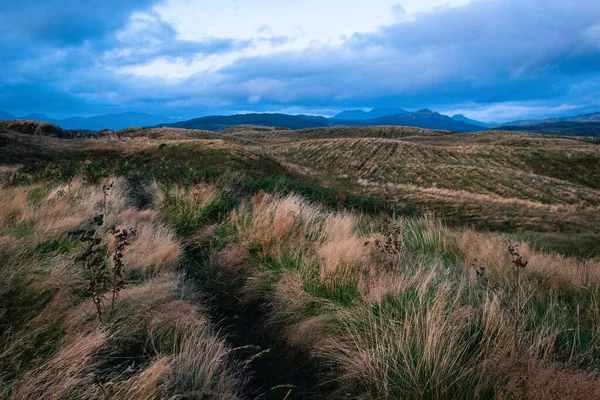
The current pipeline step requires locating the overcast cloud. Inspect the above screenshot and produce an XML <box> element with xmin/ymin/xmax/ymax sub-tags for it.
<box><xmin>1</xmin><ymin>0</ymin><xmax>599</xmax><ymax>121</ymax></box>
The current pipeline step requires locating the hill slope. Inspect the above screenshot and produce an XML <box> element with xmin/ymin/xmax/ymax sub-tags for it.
<box><xmin>2</xmin><ymin>124</ymin><xmax>600</xmax><ymax>399</ymax></box>
<box><xmin>163</xmin><ymin>113</ymin><xmax>330</xmax><ymax>131</ymax></box>
<box><xmin>16</xmin><ymin>112</ymin><xmax>170</xmax><ymax>130</ymax></box>
<box><xmin>263</xmin><ymin>129</ymin><xmax>600</xmax><ymax>232</ymax></box>
<box><xmin>452</xmin><ymin>113</ymin><xmax>488</xmax><ymax>127</ymax></box>
<box><xmin>0</xmin><ymin>119</ymin><xmax>67</xmax><ymax>138</ymax></box>
<box><xmin>497</xmin><ymin>121</ymin><xmax>600</xmax><ymax>137</ymax></box>
<box><xmin>331</xmin><ymin>109</ymin><xmax>484</xmax><ymax>132</ymax></box>
<box><xmin>499</xmin><ymin>112</ymin><xmax>600</xmax><ymax>127</ymax></box>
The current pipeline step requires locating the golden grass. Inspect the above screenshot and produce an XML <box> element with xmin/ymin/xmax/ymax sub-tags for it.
<box><xmin>113</xmin><ymin>356</ymin><xmax>172</xmax><ymax>399</ymax></box>
<box><xmin>2</xmin><ymin>124</ymin><xmax>599</xmax><ymax>398</ymax></box>
<box><xmin>267</xmin><ymin>133</ymin><xmax>600</xmax><ymax>233</ymax></box>
<box><xmin>319</xmin><ymin>288</ymin><xmax>485</xmax><ymax>399</ymax></box>
<box><xmin>212</xmin><ymin>189</ymin><xmax>600</xmax><ymax>398</ymax></box>
<box><xmin>457</xmin><ymin>229</ymin><xmax>600</xmax><ymax>290</ymax></box>
<box><xmin>0</xmin><ymin>179</ymin><xmax>245</xmax><ymax>399</ymax></box>
<box><xmin>116</xmin><ymin>209</ymin><xmax>182</xmax><ymax>274</ymax></box>
<box><xmin>227</xmin><ymin>192</ymin><xmax>374</xmax><ymax>291</ymax></box>
<box><xmin>318</xmin><ymin>214</ymin><xmax>368</xmax><ymax>289</ymax></box>
<box><xmin>11</xmin><ymin>331</ymin><xmax>107</xmax><ymax>399</ymax></box>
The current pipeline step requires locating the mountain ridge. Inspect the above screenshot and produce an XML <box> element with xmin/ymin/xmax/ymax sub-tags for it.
<box><xmin>163</xmin><ymin>110</ymin><xmax>484</xmax><ymax>132</ymax></box>
<box><xmin>452</xmin><ymin>114</ymin><xmax>488</xmax><ymax>127</ymax></box>
<box><xmin>496</xmin><ymin>112</ymin><xmax>600</xmax><ymax>127</ymax></box>
<box><xmin>328</xmin><ymin>109</ymin><xmax>483</xmax><ymax>132</ymax></box>
<box><xmin>8</xmin><ymin>108</ymin><xmax>600</xmax><ymax>135</ymax></box>
<box><xmin>496</xmin><ymin>121</ymin><xmax>600</xmax><ymax>137</ymax></box>
<box><xmin>332</xmin><ymin>107</ymin><xmax>407</xmax><ymax>120</ymax></box>
<box><xmin>0</xmin><ymin>111</ymin><xmax>170</xmax><ymax>131</ymax></box>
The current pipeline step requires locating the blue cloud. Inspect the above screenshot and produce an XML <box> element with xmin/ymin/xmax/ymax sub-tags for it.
<box><xmin>0</xmin><ymin>0</ymin><xmax>159</xmax><ymax>45</ymax></box>
<box><xmin>205</xmin><ymin>0</ymin><xmax>600</xmax><ymax>118</ymax></box>
<box><xmin>1</xmin><ymin>0</ymin><xmax>600</xmax><ymax>121</ymax></box>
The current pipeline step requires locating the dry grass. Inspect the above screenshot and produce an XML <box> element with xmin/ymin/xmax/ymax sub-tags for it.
<box><xmin>318</xmin><ymin>214</ymin><xmax>368</xmax><ymax>288</ymax></box>
<box><xmin>266</xmin><ymin>132</ymin><xmax>600</xmax><ymax>233</ymax></box>
<box><xmin>113</xmin><ymin>356</ymin><xmax>172</xmax><ymax>399</ymax></box>
<box><xmin>496</xmin><ymin>362</ymin><xmax>600</xmax><ymax>399</ymax></box>
<box><xmin>10</xmin><ymin>331</ymin><xmax>106</xmax><ymax>399</ymax></box>
<box><xmin>2</xmin><ymin>123</ymin><xmax>600</xmax><ymax>399</ymax></box>
<box><xmin>227</xmin><ymin>192</ymin><xmax>372</xmax><ymax>290</ymax></box>
<box><xmin>211</xmin><ymin>189</ymin><xmax>600</xmax><ymax>398</ymax></box>
<box><xmin>0</xmin><ymin>179</ymin><xmax>245</xmax><ymax>399</ymax></box>
<box><xmin>116</xmin><ymin>209</ymin><xmax>182</xmax><ymax>274</ymax></box>
<box><xmin>319</xmin><ymin>287</ymin><xmax>486</xmax><ymax>399</ymax></box>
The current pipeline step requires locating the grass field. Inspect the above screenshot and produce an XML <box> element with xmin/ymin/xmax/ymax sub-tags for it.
<box><xmin>1</xmin><ymin>123</ymin><xmax>600</xmax><ymax>399</ymax></box>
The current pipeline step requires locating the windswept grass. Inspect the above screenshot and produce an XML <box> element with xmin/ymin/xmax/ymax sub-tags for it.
<box><xmin>0</xmin><ymin>178</ymin><xmax>245</xmax><ymax>399</ymax></box>
<box><xmin>201</xmin><ymin>190</ymin><xmax>600</xmax><ymax>399</ymax></box>
<box><xmin>2</xmin><ymin>125</ymin><xmax>600</xmax><ymax>399</ymax></box>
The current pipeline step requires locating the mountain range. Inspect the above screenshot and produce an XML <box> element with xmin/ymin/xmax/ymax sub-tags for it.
<box><xmin>0</xmin><ymin>108</ymin><xmax>487</xmax><ymax>132</ymax></box>
<box><xmin>343</xmin><ymin>109</ymin><xmax>483</xmax><ymax>132</ymax></box>
<box><xmin>495</xmin><ymin>112</ymin><xmax>600</xmax><ymax>127</ymax></box>
<box><xmin>3</xmin><ymin>108</ymin><xmax>600</xmax><ymax>136</ymax></box>
<box><xmin>451</xmin><ymin>114</ymin><xmax>489</xmax><ymax>127</ymax></box>
<box><xmin>164</xmin><ymin>113</ymin><xmax>331</xmax><ymax>131</ymax></box>
<box><xmin>0</xmin><ymin>112</ymin><xmax>170</xmax><ymax>131</ymax></box>
<box><xmin>332</xmin><ymin>107</ymin><xmax>407</xmax><ymax>120</ymax></box>
<box><xmin>497</xmin><ymin>121</ymin><xmax>600</xmax><ymax>137</ymax></box>
<box><xmin>162</xmin><ymin>109</ymin><xmax>485</xmax><ymax>132</ymax></box>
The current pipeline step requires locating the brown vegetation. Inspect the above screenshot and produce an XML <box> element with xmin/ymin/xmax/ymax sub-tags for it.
<box><xmin>1</xmin><ymin>123</ymin><xmax>600</xmax><ymax>399</ymax></box>
<box><xmin>0</xmin><ymin>178</ymin><xmax>244</xmax><ymax>399</ymax></box>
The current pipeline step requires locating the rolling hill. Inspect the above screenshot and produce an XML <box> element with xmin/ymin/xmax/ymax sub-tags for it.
<box><xmin>162</xmin><ymin>113</ymin><xmax>330</xmax><ymax>130</ymax></box>
<box><xmin>1</xmin><ymin>122</ymin><xmax>600</xmax><ymax>399</ymax></box>
<box><xmin>164</xmin><ymin>109</ymin><xmax>484</xmax><ymax>132</ymax></box>
<box><xmin>330</xmin><ymin>109</ymin><xmax>484</xmax><ymax>132</ymax></box>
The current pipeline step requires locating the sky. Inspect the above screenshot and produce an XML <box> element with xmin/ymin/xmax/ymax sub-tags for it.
<box><xmin>1</xmin><ymin>0</ymin><xmax>600</xmax><ymax>122</ymax></box>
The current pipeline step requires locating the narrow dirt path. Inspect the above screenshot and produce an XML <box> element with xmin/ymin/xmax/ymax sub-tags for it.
<box><xmin>182</xmin><ymin>244</ymin><xmax>329</xmax><ymax>400</ymax></box>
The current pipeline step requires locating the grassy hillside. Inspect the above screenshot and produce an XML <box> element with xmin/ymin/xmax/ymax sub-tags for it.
<box><xmin>263</xmin><ymin>129</ymin><xmax>600</xmax><ymax>235</ymax></box>
<box><xmin>1</xmin><ymin>123</ymin><xmax>600</xmax><ymax>399</ymax></box>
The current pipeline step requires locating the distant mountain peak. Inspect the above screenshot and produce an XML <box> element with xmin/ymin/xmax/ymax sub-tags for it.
<box><xmin>451</xmin><ymin>114</ymin><xmax>488</xmax><ymax>127</ymax></box>
<box><xmin>332</xmin><ymin>107</ymin><xmax>407</xmax><ymax>120</ymax></box>
<box><xmin>0</xmin><ymin>110</ymin><xmax>16</xmax><ymax>120</ymax></box>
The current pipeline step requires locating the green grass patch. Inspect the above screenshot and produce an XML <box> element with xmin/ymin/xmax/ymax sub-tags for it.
<box><xmin>30</xmin><ymin>235</ymin><xmax>81</xmax><ymax>256</ymax></box>
<box><xmin>513</xmin><ymin>232</ymin><xmax>600</xmax><ymax>258</ymax></box>
<box><xmin>0</xmin><ymin>280</ymin><xmax>63</xmax><ymax>381</ymax></box>
<box><xmin>263</xmin><ymin>253</ymin><xmax>303</xmax><ymax>273</ymax></box>
<box><xmin>13</xmin><ymin>219</ymin><xmax>35</xmax><ymax>238</ymax></box>
<box><xmin>304</xmin><ymin>282</ymin><xmax>361</xmax><ymax>308</ymax></box>
<box><xmin>163</xmin><ymin>193</ymin><xmax>236</xmax><ymax>236</ymax></box>
<box><xmin>401</xmin><ymin>218</ymin><xmax>459</xmax><ymax>267</ymax></box>
<box><xmin>27</xmin><ymin>187</ymin><xmax>50</xmax><ymax>208</ymax></box>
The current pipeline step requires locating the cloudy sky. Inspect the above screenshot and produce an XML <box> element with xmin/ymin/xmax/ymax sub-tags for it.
<box><xmin>1</xmin><ymin>0</ymin><xmax>600</xmax><ymax>122</ymax></box>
